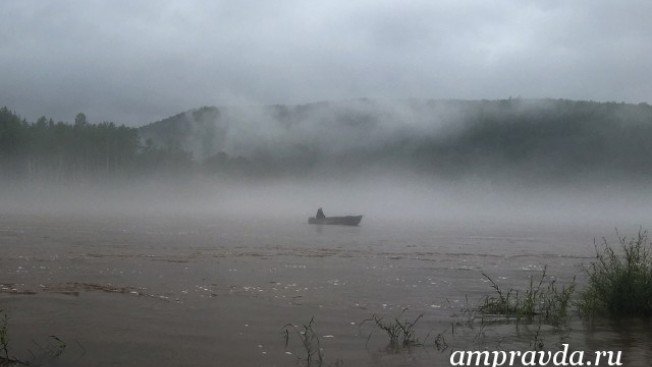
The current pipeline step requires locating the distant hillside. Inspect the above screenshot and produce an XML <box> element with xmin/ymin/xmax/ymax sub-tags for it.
<box><xmin>138</xmin><ymin>99</ymin><xmax>652</xmax><ymax>181</ymax></box>
<box><xmin>139</xmin><ymin>106</ymin><xmax>223</xmax><ymax>160</ymax></box>
<box><xmin>3</xmin><ymin>99</ymin><xmax>651</xmax><ymax>184</ymax></box>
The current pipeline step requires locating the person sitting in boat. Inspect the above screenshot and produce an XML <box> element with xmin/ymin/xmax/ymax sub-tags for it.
<box><xmin>316</xmin><ymin>208</ymin><xmax>326</xmax><ymax>219</ymax></box>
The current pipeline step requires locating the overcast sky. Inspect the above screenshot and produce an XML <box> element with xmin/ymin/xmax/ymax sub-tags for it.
<box><xmin>1</xmin><ymin>0</ymin><xmax>651</xmax><ymax>125</ymax></box>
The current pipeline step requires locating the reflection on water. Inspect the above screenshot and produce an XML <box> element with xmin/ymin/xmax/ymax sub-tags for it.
<box><xmin>0</xmin><ymin>214</ymin><xmax>649</xmax><ymax>366</ymax></box>
<box><xmin>580</xmin><ymin>318</ymin><xmax>652</xmax><ymax>365</ymax></box>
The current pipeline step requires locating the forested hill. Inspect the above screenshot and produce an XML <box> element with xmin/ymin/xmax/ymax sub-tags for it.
<box><xmin>2</xmin><ymin>99</ymin><xmax>652</xmax><ymax>183</ymax></box>
<box><xmin>139</xmin><ymin>99</ymin><xmax>652</xmax><ymax>180</ymax></box>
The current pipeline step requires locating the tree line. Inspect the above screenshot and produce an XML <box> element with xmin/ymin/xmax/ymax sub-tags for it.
<box><xmin>0</xmin><ymin>107</ymin><xmax>192</xmax><ymax>182</ymax></box>
<box><xmin>3</xmin><ymin>99</ymin><xmax>652</xmax><ymax>184</ymax></box>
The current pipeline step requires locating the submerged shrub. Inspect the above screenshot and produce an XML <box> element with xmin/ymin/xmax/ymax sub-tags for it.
<box><xmin>283</xmin><ymin>317</ymin><xmax>324</xmax><ymax>367</ymax></box>
<box><xmin>0</xmin><ymin>309</ymin><xmax>8</xmax><ymax>361</ymax></box>
<box><xmin>580</xmin><ymin>230</ymin><xmax>652</xmax><ymax>317</ymax></box>
<box><xmin>363</xmin><ymin>313</ymin><xmax>425</xmax><ymax>351</ymax></box>
<box><xmin>479</xmin><ymin>266</ymin><xmax>575</xmax><ymax>325</ymax></box>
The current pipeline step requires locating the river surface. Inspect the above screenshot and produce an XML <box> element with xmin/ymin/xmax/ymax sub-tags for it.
<box><xmin>0</xmin><ymin>213</ymin><xmax>650</xmax><ymax>366</ymax></box>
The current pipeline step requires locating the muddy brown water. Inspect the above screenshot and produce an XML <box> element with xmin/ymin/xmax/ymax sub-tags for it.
<box><xmin>1</xmin><ymin>213</ymin><xmax>651</xmax><ymax>366</ymax></box>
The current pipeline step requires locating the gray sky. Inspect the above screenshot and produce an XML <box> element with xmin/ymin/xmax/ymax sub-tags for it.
<box><xmin>1</xmin><ymin>0</ymin><xmax>651</xmax><ymax>125</ymax></box>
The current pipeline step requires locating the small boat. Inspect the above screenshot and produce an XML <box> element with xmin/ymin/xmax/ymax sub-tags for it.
<box><xmin>308</xmin><ymin>215</ymin><xmax>363</xmax><ymax>226</ymax></box>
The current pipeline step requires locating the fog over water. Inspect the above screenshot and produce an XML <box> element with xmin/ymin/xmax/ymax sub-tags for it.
<box><xmin>3</xmin><ymin>173</ymin><xmax>651</xmax><ymax>231</ymax></box>
<box><xmin>3</xmin><ymin>98</ymin><xmax>652</xmax><ymax>229</ymax></box>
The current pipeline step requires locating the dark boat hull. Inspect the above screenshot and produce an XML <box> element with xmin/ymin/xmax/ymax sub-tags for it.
<box><xmin>308</xmin><ymin>215</ymin><xmax>362</xmax><ymax>226</ymax></box>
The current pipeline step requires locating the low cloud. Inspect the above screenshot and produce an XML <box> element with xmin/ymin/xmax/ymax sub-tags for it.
<box><xmin>1</xmin><ymin>0</ymin><xmax>651</xmax><ymax>124</ymax></box>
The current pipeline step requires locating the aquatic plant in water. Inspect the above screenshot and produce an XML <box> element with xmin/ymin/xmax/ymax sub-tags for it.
<box><xmin>580</xmin><ymin>230</ymin><xmax>652</xmax><ymax>317</ymax></box>
<box><xmin>283</xmin><ymin>317</ymin><xmax>324</xmax><ymax>367</ymax></box>
<box><xmin>361</xmin><ymin>310</ymin><xmax>430</xmax><ymax>352</ymax></box>
<box><xmin>478</xmin><ymin>266</ymin><xmax>575</xmax><ymax>326</ymax></box>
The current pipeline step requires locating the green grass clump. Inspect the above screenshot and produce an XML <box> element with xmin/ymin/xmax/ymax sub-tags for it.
<box><xmin>479</xmin><ymin>266</ymin><xmax>575</xmax><ymax>325</ymax></box>
<box><xmin>580</xmin><ymin>230</ymin><xmax>652</xmax><ymax>317</ymax></box>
